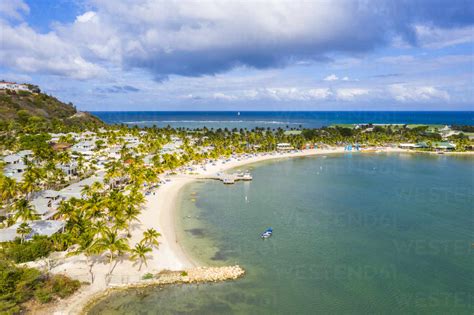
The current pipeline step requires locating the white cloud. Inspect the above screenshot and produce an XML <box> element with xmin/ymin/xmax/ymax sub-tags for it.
<box><xmin>187</xmin><ymin>87</ymin><xmax>333</xmax><ymax>102</ymax></box>
<box><xmin>212</xmin><ymin>92</ymin><xmax>236</xmax><ymax>101</ymax></box>
<box><xmin>388</xmin><ymin>84</ymin><xmax>450</xmax><ymax>102</ymax></box>
<box><xmin>342</xmin><ymin>76</ymin><xmax>349</xmax><ymax>81</ymax></box>
<box><xmin>3</xmin><ymin>0</ymin><xmax>469</xmax><ymax>80</ymax></box>
<box><xmin>307</xmin><ymin>88</ymin><xmax>332</xmax><ymax>99</ymax></box>
<box><xmin>76</xmin><ymin>11</ymin><xmax>96</xmax><ymax>23</ymax></box>
<box><xmin>324</xmin><ymin>74</ymin><xmax>339</xmax><ymax>81</ymax></box>
<box><xmin>377</xmin><ymin>55</ymin><xmax>416</xmax><ymax>64</ymax></box>
<box><xmin>414</xmin><ymin>25</ymin><xmax>473</xmax><ymax>49</ymax></box>
<box><xmin>336</xmin><ymin>88</ymin><xmax>369</xmax><ymax>101</ymax></box>
<box><xmin>0</xmin><ymin>22</ymin><xmax>106</xmax><ymax>79</ymax></box>
<box><xmin>0</xmin><ymin>0</ymin><xmax>29</xmax><ymax>20</ymax></box>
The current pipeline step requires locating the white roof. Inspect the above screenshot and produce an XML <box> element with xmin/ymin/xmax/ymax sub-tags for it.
<box><xmin>17</xmin><ymin>150</ymin><xmax>33</xmax><ymax>157</ymax></box>
<box><xmin>3</xmin><ymin>154</ymin><xmax>21</xmax><ymax>163</ymax></box>
<box><xmin>30</xmin><ymin>198</ymin><xmax>52</xmax><ymax>215</ymax></box>
<box><xmin>5</xmin><ymin>163</ymin><xmax>27</xmax><ymax>171</ymax></box>
<box><xmin>0</xmin><ymin>220</ymin><xmax>65</xmax><ymax>242</ymax></box>
<box><xmin>60</xmin><ymin>172</ymin><xmax>105</xmax><ymax>199</ymax></box>
<box><xmin>40</xmin><ymin>190</ymin><xmax>60</xmax><ymax>198</ymax></box>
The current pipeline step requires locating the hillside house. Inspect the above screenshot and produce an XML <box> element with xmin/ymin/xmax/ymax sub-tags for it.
<box><xmin>0</xmin><ymin>81</ymin><xmax>30</xmax><ymax>91</ymax></box>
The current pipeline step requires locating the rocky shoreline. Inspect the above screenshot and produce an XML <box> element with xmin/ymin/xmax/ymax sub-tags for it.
<box><xmin>80</xmin><ymin>265</ymin><xmax>245</xmax><ymax>314</ymax></box>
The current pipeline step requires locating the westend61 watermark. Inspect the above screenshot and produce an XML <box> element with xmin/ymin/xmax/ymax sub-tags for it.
<box><xmin>324</xmin><ymin>210</ymin><xmax>398</xmax><ymax>228</ymax></box>
<box><xmin>317</xmin><ymin>161</ymin><xmax>402</xmax><ymax>176</ymax></box>
<box><xmin>392</xmin><ymin>239</ymin><xmax>472</xmax><ymax>255</ymax></box>
<box><xmin>396</xmin><ymin>292</ymin><xmax>473</xmax><ymax>309</ymax></box>
<box><xmin>275</xmin><ymin>208</ymin><xmax>399</xmax><ymax>229</ymax></box>
<box><xmin>276</xmin><ymin>264</ymin><xmax>398</xmax><ymax>281</ymax></box>
<box><xmin>397</xmin><ymin>186</ymin><xmax>473</xmax><ymax>204</ymax></box>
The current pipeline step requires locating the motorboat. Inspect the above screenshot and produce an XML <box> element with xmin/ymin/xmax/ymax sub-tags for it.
<box><xmin>242</xmin><ymin>171</ymin><xmax>252</xmax><ymax>180</ymax></box>
<box><xmin>260</xmin><ymin>227</ymin><xmax>273</xmax><ymax>239</ymax></box>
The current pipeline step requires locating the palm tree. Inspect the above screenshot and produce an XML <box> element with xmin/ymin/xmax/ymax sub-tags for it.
<box><xmin>123</xmin><ymin>205</ymin><xmax>140</xmax><ymax>237</ymax></box>
<box><xmin>13</xmin><ymin>198</ymin><xmax>38</xmax><ymax>222</ymax></box>
<box><xmin>129</xmin><ymin>243</ymin><xmax>152</xmax><ymax>271</ymax></box>
<box><xmin>98</xmin><ymin>228</ymin><xmax>130</xmax><ymax>268</ymax></box>
<box><xmin>0</xmin><ymin>176</ymin><xmax>18</xmax><ymax>216</ymax></box>
<box><xmin>56</xmin><ymin>199</ymin><xmax>76</xmax><ymax>221</ymax></box>
<box><xmin>21</xmin><ymin>172</ymin><xmax>37</xmax><ymax>200</ymax></box>
<box><xmin>83</xmin><ymin>194</ymin><xmax>104</xmax><ymax>220</ymax></box>
<box><xmin>70</xmin><ymin>233</ymin><xmax>100</xmax><ymax>283</ymax></box>
<box><xmin>16</xmin><ymin>222</ymin><xmax>32</xmax><ymax>243</ymax></box>
<box><xmin>141</xmin><ymin>228</ymin><xmax>161</xmax><ymax>248</ymax></box>
<box><xmin>128</xmin><ymin>188</ymin><xmax>145</xmax><ymax>207</ymax></box>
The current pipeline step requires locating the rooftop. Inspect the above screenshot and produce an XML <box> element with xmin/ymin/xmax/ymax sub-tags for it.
<box><xmin>0</xmin><ymin>220</ymin><xmax>65</xmax><ymax>242</ymax></box>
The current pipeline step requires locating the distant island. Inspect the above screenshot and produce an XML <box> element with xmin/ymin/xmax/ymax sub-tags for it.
<box><xmin>0</xmin><ymin>84</ymin><xmax>473</xmax><ymax>314</ymax></box>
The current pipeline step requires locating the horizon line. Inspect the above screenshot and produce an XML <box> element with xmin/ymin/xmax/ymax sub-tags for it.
<box><xmin>87</xmin><ymin>109</ymin><xmax>474</xmax><ymax>113</ymax></box>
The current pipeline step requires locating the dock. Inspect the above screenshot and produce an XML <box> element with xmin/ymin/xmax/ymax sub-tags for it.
<box><xmin>204</xmin><ymin>172</ymin><xmax>253</xmax><ymax>184</ymax></box>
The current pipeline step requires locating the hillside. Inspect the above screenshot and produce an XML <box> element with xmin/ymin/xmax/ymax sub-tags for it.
<box><xmin>0</xmin><ymin>90</ymin><xmax>103</xmax><ymax>131</ymax></box>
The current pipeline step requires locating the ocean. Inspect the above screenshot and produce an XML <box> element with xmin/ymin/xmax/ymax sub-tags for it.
<box><xmin>88</xmin><ymin>153</ymin><xmax>473</xmax><ymax>314</ymax></box>
<box><xmin>92</xmin><ymin>111</ymin><xmax>474</xmax><ymax>129</ymax></box>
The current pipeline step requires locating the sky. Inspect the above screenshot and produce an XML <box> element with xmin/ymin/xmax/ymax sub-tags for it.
<box><xmin>0</xmin><ymin>0</ymin><xmax>473</xmax><ymax>111</ymax></box>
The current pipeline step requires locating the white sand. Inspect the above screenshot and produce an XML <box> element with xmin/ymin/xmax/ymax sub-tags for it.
<box><xmin>37</xmin><ymin>146</ymin><xmax>408</xmax><ymax>314</ymax></box>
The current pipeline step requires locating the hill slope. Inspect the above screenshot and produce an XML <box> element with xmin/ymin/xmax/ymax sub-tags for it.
<box><xmin>0</xmin><ymin>90</ymin><xmax>103</xmax><ymax>131</ymax></box>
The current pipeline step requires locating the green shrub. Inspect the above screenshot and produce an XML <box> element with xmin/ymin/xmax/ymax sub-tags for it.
<box><xmin>0</xmin><ymin>260</ymin><xmax>80</xmax><ymax>313</ymax></box>
<box><xmin>180</xmin><ymin>271</ymin><xmax>188</xmax><ymax>277</ymax></box>
<box><xmin>3</xmin><ymin>236</ymin><xmax>54</xmax><ymax>263</ymax></box>
<box><xmin>142</xmin><ymin>273</ymin><xmax>154</xmax><ymax>280</ymax></box>
<box><xmin>17</xmin><ymin>91</ymin><xmax>31</xmax><ymax>97</ymax></box>
<box><xmin>35</xmin><ymin>288</ymin><xmax>52</xmax><ymax>304</ymax></box>
<box><xmin>50</xmin><ymin>275</ymin><xmax>80</xmax><ymax>298</ymax></box>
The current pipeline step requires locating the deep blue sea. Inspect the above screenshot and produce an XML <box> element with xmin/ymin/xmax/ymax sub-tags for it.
<box><xmin>92</xmin><ymin>111</ymin><xmax>474</xmax><ymax>129</ymax></box>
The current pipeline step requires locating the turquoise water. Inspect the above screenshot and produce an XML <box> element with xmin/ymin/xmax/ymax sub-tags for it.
<box><xmin>88</xmin><ymin>153</ymin><xmax>473</xmax><ymax>314</ymax></box>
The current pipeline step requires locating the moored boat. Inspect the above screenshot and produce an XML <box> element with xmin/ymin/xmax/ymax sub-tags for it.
<box><xmin>242</xmin><ymin>171</ymin><xmax>253</xmax><ymax>180</ymax></box>
<box><xmin>260</xmin><ymin>227</ymin><xmax>273</xmax><ymax>239</ymax></box>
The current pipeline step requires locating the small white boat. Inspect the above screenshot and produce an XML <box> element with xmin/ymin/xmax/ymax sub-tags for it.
<box><xmin>260</xmin><ymin>227</ymin><xmax>273</xmax><ymax>239</ymax></box>
<box><xmin>223</xmin><ymin>177</ymin><xmax>235</xmax><ymax>184</ymax></box>
<box><xmin>242</xmin><ymin>171</ymin><xmax>252</xmax><ymax>180</ymax></box>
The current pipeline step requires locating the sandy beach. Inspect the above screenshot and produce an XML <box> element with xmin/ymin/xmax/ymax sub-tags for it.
<box><xmin>29</xmin><ymin>146</ymin><xmax>422</xmax><ymax>314</ymax></box>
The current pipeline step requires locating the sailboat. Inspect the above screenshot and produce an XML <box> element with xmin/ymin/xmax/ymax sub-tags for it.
<box><xmin>237</xmin><ymin>111</ymin><xmax>240</xmax><ymax>116</ymax></box>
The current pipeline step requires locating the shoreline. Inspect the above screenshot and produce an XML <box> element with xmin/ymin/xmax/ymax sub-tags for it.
<box><xmin>33</xmin><ymin>147</ymin><xmax>472</xmax><ymax>314</ymax></box>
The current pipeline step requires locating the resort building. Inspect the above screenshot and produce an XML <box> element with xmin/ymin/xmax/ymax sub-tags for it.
<box><xmin>432</xmin><ymin>142</ymin><xmax>456</xmax><ymax>151</ymax></box>
<box><xmin>57</xmin><ymin>162</ymin><xmax>78</xmax><ymax>176</ymax></box>
<box><xmin>2</xmin><ymin>150</ymin><xmax>33</xmax><ymax>181</ymax></box>
<box><xmin>399</xmin><ymin>143</ymin><xmax>416</xmax><ymax>149</ymax></box>
<box><xmin>3</xmin><ymin>154</ymin><xmax>22</xmax><ymax>165</ymax></box>
<box><xmin>0</xmin><ymin>81</ymin><xmax>30</xmax><ymax>92</ymax></box>
<box><xmin>71</xmin><ymin>140</ymin><xmax>96</xmax><ymax>155</ymax></box>
<box><xmin>398</xmin><ymin>142</ymin><xmax>430</xmax><ymax>149</ymax></box>
<box><xmin>277</xmin><ymin>143</ymin><xmax>294</xmax><ymax>151</ymax></box>
<box><xmin>3</xmin><ymin>163</ymin><xmax>27</xmax><ymax>181</ymax></box>
<box><xmin>0</xmin><ymin>220</ymin><xmax>65</xmax><ymax>242</ymax></box>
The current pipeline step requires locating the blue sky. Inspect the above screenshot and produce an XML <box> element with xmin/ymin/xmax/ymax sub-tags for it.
<box><xmin>0</xmin><ymin>0</ymin><xmax>473</xmax><ymax>111</ymax></box>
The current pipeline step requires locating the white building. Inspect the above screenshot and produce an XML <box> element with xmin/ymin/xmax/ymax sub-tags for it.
<box><xmin>0</xmin><ymin>81</ymin><xmax>30</xmax><ymax>92</ymax></box>
<box><xmin>277</xmin><ymin>143</ymin><xmax>294</xmax><ymax>151</ymax></box>
<box><xmin>0</xmin><ymin>220</ymin><xmax>65</xmax><ymax>242</ymax></box>
<box><xmin>3</xmin><ymin>154</ymin><xmax>22</xmax><ymax>165</ymax></box>
<box><xmin>2</xmin><ymin>150</ymin><xmax>33</xmax><ymax>181</ymax></box>
<box><xmin>71</xmin><ymin>140</ymin><xmax>96</xmax><ymax>153</ymax></box>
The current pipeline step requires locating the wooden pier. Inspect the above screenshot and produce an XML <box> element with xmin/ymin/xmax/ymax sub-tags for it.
<box><xmin>203</xmin><ymin>172</ymin><xmax>253</xmax><ymax>184</ymax></box>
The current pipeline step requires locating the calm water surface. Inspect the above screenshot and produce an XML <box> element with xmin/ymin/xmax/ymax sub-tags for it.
<box><xmin>89</xmin><ymin>153</ymin><xmax>473</xmax><ymax>314</ymax></box>
<box><xmin>92</xmin><ymin>111</ymin><xmax>474</xmax><ymax>129</ymax></box>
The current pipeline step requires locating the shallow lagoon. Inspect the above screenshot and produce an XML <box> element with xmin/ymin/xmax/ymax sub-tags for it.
<box><xmin>89</xmin><ymin>153</ymin><xmax>473</xmax><ymax>314</ymax></box>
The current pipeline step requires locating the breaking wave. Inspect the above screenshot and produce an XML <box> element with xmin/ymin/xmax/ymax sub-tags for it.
<box><xmin>123</xmin><ymin>120</ymin><xmax>303</xmax><ymax>125</ymax></box>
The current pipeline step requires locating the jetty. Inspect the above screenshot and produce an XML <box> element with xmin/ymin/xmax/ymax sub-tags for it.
<box><xmin>203</xmin><ymin>171</ymin><xmax>253</xmax><ymax>184</ymax></box>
